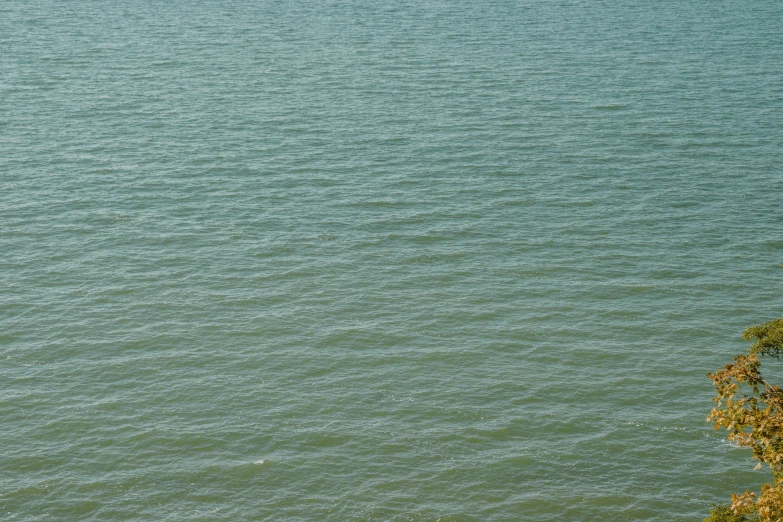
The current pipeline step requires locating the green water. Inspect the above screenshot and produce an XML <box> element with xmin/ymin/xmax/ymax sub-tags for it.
<box><xmin>2</xmin><ymin>1</ymin><xmax>783</xmax><ymax>520</ymax></box>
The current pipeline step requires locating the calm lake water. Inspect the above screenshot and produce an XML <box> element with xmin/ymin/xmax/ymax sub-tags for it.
<box><xmin>2</xmin><ymin>1</ymin><xmax>783</xmax><ymax>520</ymax></box>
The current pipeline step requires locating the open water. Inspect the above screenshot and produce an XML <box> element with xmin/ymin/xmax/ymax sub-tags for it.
<box><xmin>2</xmin><ymin>1</ymin><xmax>783</xmax><ymax>520</ymax></box>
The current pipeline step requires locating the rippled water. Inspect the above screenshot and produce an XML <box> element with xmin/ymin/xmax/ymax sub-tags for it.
<box><xmin>2</xmin><ymin>1</ymin><xmax>783</xmax><ymax>520</ymax></box>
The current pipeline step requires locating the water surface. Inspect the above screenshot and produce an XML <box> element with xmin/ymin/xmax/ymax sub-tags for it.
<box><xmin>2</xmin><ymin>1</ymin><xmax>783</xmax><ymax>520</ymax></box>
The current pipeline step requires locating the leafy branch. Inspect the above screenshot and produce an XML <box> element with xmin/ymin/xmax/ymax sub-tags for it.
<box><xmin>705</xmin><ymin>318</ymin><xmax>783</xmax><ymax>522</ymax></box>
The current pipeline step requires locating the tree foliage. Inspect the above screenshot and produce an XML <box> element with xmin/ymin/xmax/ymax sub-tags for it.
<box><xmin>705</xmin><ymin>318</ymin><xmax>783</xmax><ymax>522</ymax></box>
